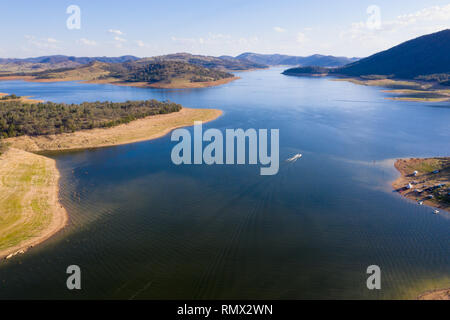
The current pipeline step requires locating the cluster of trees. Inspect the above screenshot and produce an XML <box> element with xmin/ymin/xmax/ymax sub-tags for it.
<box><xmin>0</xmin><ymin>94</ymin><xmax>20</xmax><ymax>100</ymax></box>
<box><xmin>416</xmin><ymin>73</ymin><xmax>450</xmax><ymax>86</ymax></box>
<box><xmin>0</xmin><ymin>99</ymin><xmax>181</xmax><ymax>138</ymax></box>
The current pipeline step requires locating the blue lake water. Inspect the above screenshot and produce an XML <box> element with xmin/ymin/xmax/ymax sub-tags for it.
<box><xmin>0</xmin><ymin>68</ymin><xmax>449</xmax><ymax>299</ymax></box>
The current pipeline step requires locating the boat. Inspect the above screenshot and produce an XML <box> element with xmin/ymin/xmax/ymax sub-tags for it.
<box><xmin>433</xmin><ymin>210</ymin><xmax>439</xmax><ymax>214</ymax></box>
<box><xmin>286</xmin><ymin>154</ymin><xmax>303</xmax><ymax>162</ymax></box>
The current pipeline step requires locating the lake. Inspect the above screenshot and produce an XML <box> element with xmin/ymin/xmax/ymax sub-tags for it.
<box><xmin>0</xmin><ymin>68</ymin><xmax>449</xmax><ymax>299</ymax></box>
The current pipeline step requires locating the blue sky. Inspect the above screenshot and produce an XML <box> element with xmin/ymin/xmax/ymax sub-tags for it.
<box><xmin>1</xmin><ymin>0</ymin><xmax>449</xmax><ymax>58</ymax></box>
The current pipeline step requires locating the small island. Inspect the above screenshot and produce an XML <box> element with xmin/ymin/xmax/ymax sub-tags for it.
<box><xmin>0</xmin><ymin>96</ymin><xmax>222</xmax><ymax>259</ymax></box>
<box><xmin>392</xmin><ymin>157</ymin><xmax>449</xmax><ymax>213</ymax></box>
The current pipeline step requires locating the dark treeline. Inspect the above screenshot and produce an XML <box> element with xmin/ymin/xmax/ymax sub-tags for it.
<box><xmin>0</xmin><ymin>94</ymin><xmax>20</xmax><ymax>100</ymax></box>
<box><xmin>282</xmin><ymin>66</ymin><xmax>329</xmax><ymax>75</ymax></box>
<box><xmin>0</xmin><ymin>99</ymin><xmax>181</xmax><ymax>138</ymax></box>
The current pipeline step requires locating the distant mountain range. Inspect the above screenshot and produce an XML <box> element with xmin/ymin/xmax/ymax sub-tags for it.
<box><xmin>283</xmin><ymin>29</ymin><xmax>450</xmax><ymax>83</ymax></box>
<box><xmin>0</xmin><ymin>55</ymin><xmax>140</xmax><ymax>74</ymax></box>
<box><xmin>0</xmin><ymin>52</ymin><xmax>359</xmax><ymax>75</ymax></box>
<box><xmin>0</xmin><ymin>55</ymin><xmax>139</xmax><ymax>65</ymax></box>
<box><xmin>138</xmin><ymin>53</ymin><xmax>266</xmax><ymax>71</ymax></box>
<box><xmin>235</xmin><ymin>53</ymin><xmax>359</xmax><ymax>67</ymax></box>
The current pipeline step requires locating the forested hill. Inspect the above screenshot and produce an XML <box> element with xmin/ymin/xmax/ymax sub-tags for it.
<box><xmin>106</xmin><ymin>60</ymin><xmax>235</xmax><ymax>83</ymax></box>
<box><xmin>336</xmin><ymin>29</ymin><xmax>450</xmax><ymax>79</ymax></box>
<box><xmin>140</xmin><ymin>53</ymin><xmax>267</xmax><ymax>71</ymax></box>
<box><xmin>32</xmin><ymin>60</ymin><xmax>235</xmax><ymax>86</ymax></box>
<box><xmin>282</xmin><ymin>29</ymin><xmax>450</xmax><ymax>84</ymax></box>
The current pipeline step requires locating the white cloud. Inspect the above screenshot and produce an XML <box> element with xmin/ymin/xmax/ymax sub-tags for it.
<box><xmin>78</xmin><ymin>38</ymin><xmax>97</xmax><ymax>46</ymax></box>
<box><xmin>338</xmin><ymin>4</ymin><xmax>450</xmax><ymax>55</ymax></box>
<box><xmin>114</xmin><ymin>36</ymin><xmax>126</xmax><ymax>42</ymax></box>
<box><xmin>296</xmin><ymin>32</ymin><xmax>308</xmax><ymax>44</ymax></box>
<box><xmin>24</xmin><ymin>35</ymin><xmax>61</xmax><ymax>50</ymax></box>
<box><xmin>170</xmin><ymin>36</ymin><xmax>198</xmax><ymax>45</ymax></box>
<box><xmin>108</xmin><ymin>29</ymin><xmax>124</xmax><ymax>35</ymax></box>
<box><xmin>136</xmin><ymin>40</ymin><xmax>154</xmax><ymax>49</ymax></box>
<box><xmin>273</xmin><ymin>26</ymin><xmax>286</xmax><ymax>33</ymax></box>
<box><xmin>111</xmin><ymin>36</ymin><xmax>127</xmax><ymax>49</ymax></box>
<box><xmin>396</xmin><ymin>5</ymin><xmax>450</xmax><ymax>24</ymax></box>
<box><xmin>171</xmin><ymin>33</ymin><xmax>257</xmax><ymax>47</ymax></box>
<box><xmin>169</xmin><ymin>33</ymin><xmax>259</xmax><ymax>56</ymax></box>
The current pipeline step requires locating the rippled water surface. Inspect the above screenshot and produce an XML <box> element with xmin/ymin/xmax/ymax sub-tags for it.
<box><xmin>0</xmin><ymin>68</ymin><xmax>449</xmax><ymax>299</ymax></box>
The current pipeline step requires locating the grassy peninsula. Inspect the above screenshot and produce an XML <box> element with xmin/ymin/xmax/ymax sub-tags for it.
<box><xmin>0</xmin><ymin>147</ymin><xmax>67</xmax><ymax>260</ymax></box>
<box><xmin>0</xmin><ymin>97</ymin><xmax>222</xmax><ymax>258</ymax></box>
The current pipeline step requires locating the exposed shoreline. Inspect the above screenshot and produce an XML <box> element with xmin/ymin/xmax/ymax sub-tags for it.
<box><xmin>417</xmin><ymin>288</ymin><xmax>450</xmax><ymax>300</ymax></box>
<box><xmin>283</xmin><ymin>73</ymin><xmax>450</xmax><ymax>102</ymax></box>
<box><xmin>0</xmin><ymin>148</ymin><xmax>68</xmax><ymax>260</ymax></box>
<box><xmin>392</xmin><ymin>157</ymin><xmax>449</xmax><ymax>213</ymax></box>
<box><xmin>0</xmin><ymin>92</ymin><xmax>43</xmax><ymax>103</ymax></box>
<box><xmin>393</xmin><ymin>158</ymin><xmax>450</xmax><ymax>299</ymax></box>
<box><xmin>1</xmin><ymin>107</ymin><xmax>223</xmax><ymax>259</ymax></box>
<box><xmin>0</xmin><ymin>75</ymin><xmax>240</xmax><ymax>89</ymax></box>
<box><xmin>334</xmin><ymin>77</ymin><xmax>450</xmax><ymax>102</ymax></box>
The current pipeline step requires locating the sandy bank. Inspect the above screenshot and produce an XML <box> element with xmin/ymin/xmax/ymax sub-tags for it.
<box><xmin>86</xmin><ymin>76</ymin><xmax>240</xmax><ymax>89</ymax></box>
<box><xmin>0</xmin><ymin>148</ymin><xmax>68</xmax><ymax>260</ymax></box>
<box><xmin>6</xmin><ymin>107</ymin><xmax>223</xmax><ymax>152</ymax></box>
<box><xmin>392</xmin><ymin>157</ymin><xmax>449</xmax><ymax>213</ymax></box>
<box><xmin>333</xmin><ymin>78</ymin><xmax>450</xmax><ymax>102</ymax></box>
<box><xmin>0</xmin><ymin>92</ymin><xmax>43</xmax><ymax>104</ymax></box>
